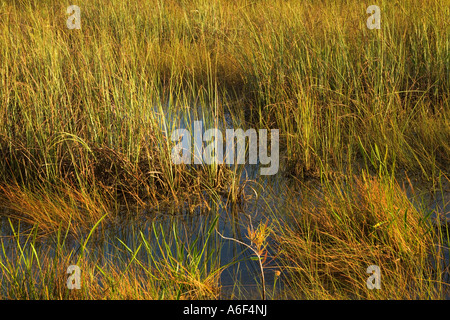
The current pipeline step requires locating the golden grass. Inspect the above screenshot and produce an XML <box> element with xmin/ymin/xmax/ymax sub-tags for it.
<box><xmin>0</xmin><ymin>0</ymin><xmax>448</xmax><ymax>300</ymax></box>
<box><xmin>0</xmin><ymin>183</ymin><xmax>110</xmax><ymax>237</ymax></box>
<box><xmin>271</xmin><ymin>174</ymin><xmax>448</xmax><ymax>299</ymax></box>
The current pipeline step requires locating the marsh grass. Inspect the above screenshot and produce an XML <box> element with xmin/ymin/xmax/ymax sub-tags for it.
<box><xmin>0</xmin><ymin>0</ymin><xmax>249</xmax><ymax>216</ymax></box>
<box><xmin>0</xmin><ymin>0</ymin><xmax>449</xmax><ymax>299</ymax></box>
<box><xmin>1</xmin><ymin>0</ymin><xmax>448</xmax><ymax>194</ymax></box>
<box><xmin>271</xmin><ymin>173</ymin><xmax>450</xmax><ymax>299</ymax></box>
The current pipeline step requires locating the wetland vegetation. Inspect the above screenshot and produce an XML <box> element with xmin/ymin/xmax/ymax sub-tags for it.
<box><xmin>0</xmin><ymin>0</ymin><xmax>449</xmax><ymax>299</ymax></box>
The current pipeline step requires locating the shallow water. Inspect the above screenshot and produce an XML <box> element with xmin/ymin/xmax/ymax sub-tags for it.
<box><xmin>0</xmin><ymin>103</ymin><xmax>448</xmax><ymax>298</ymax></box>
<box><xmin>0</xmin><ymin>168</ymin><xmax>449</xmax><ymax>299</ymax></box>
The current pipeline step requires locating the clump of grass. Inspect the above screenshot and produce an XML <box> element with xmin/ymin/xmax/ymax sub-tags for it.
<box><xmin>0</xmin><ymin>182</ymin><xmax>111</xmax><ymax>237</ymax></box>
<box><xmin>0</xmin><ymin>214</ymin><xmax>225</xmax><ymax>300</ymax></box>
<box><xmin>271</xmin><ymin>173</ymin><xmax>449</xmax><ymax>299</ymax></box>
<box><xmin>217</xmin><ymin>216</ymin><xmax>272</xmax><ymax>300</ymax></box>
